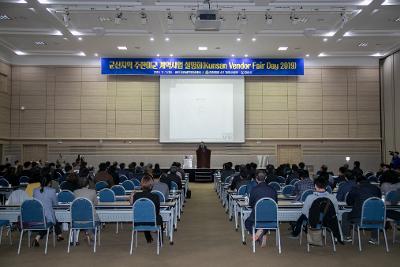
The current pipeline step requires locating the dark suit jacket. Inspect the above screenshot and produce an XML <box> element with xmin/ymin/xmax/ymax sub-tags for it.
<box><xmin>247</xmin><ymin>182</ymin><xmax>278</xmax><ymax>223</ymax></box>
<box><xmin>346</xmin><ymin>181</ymin><xmax>381</xmax><ymax>220</ymax></box>
<box><xmin>168</xmin><ymin>173</ymin><xmax>182</xmax><ymax>190</ymax></box>
<box><xmin>132</xmin><ymin>190</ymin><xmax>162</xmax><ymax>226</ymax></box>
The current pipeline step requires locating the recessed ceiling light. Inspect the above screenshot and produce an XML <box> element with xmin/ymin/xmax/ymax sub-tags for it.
<box><xmin>244</xmin><ymin>54</ymin><xmax>248</xmax><ymax>58</ymax></box>
<box><xmin>323</xmin><ymin>38</ymin><xmax>328</xmax><ymax>42</ymax></box>
<box><xmin>78</xmin><ymin>37</ymin><xmax>82</xmax><ymax>41</ymax></box>
<box><xmin>371</xmin><ymin>9</ymin><xmax>379</xmax><ymax>14</ymax></box>
<box><xmin>165</xmin><ymin>37</ymin><xmax>170</xmax><ymax>42</ymax></box>
<box><xmin>324</xmin><ymin>31</ymin><xmax>336</xmax><ymax>37</ymax></box>
<box><xmin>70</xmin><ymin>30</ymin><xmax>82</xmax><ymax>36</ymax></box>
<box><xmin>198</xmin><ymin>46</ymin><xmax>208</xmax><ymax>51</ymax></box>
<box><xmin>156</xmin><ymin>53</ymin><xmax>160</xmax><ymax>57</ymax></box>
<box><xmin>169</xmin><ymin>53</ymin><xmax>174</xmax><ymax>57</ymax></box>
<box><xmin>306</xmin><ymin>54</ymin><xmax>310</xmax><ymax>57</ymax></box>
<box><xmin>358</xmin><ymin>0</ymin><xmax>373</xmax><ymax>5</ymax></box>
<box><xmin>77</xmin><ymin>51</ymin><xmax>86</xmax><ymax>56</ymax></box>
<box><xmin>337</xmin><ymin>38</ymin><xmax>343</xmax><ymax>42</ymax></box>
<box><xmin>371</xmin><ymin>52</ymin><xmax>383</xmax><ymax>57</ymax></box>
<box><xmin>278</xmin><ymin>46</ymin><xmax>288</xmax><ymax>51</ymax></box>
<box><xmin>236</xmin><ymin>37</ymin><xmax>241</xmax><ymax>42</ymax></box>
<box><xmin>0</xmin><ymin>14</ymin><xmax>12</xmax><ymax>20</ymax></box>
<box><xmin>358</xmin><ymin>42</ymin><xmax>368</xmax><ymax>47</ymax></box>
<box><xmin>52</xmin><ymin>30</ymin><xmax>63</xmax><ymax>36</ymax></box>
<box><xmin>14</xmin><ymin>50</ymin><xmax>26</xmax><ymax>55</ymax></box>
<box><xmin>94</xmin><ymin>53</ymin><xmax>98</xmax><ymax>57</ymax></box>
<box><xmin>318</xmin><ymin>52</ymin><xmax>327</xmax><ymax>57</ymax></box>
<box><xmin>251</xmin><ymin>37</ymin><xmax>256</xmax><ymax>42</ymax></box>
<box><xmin>149</xmin><ymin>37</ymin><xmax>154</xmax><ymax>42</ymax></box>
<box><xmin>63</xmin><ymin>37</ymin><xmax>68</xmax><ymax>40</ymax></box>
<box><xmin>118</xmin><ymin>46</ymin><xmax>127</xmax><ymax>50</ymax></box>
<box><xmin>231</xmin><ymin>54</ymin><xmax>235</xmax><ymax>57</ymax></box>
<box><xmin>34</xmin><ymin>41</ymin><xmax>47</xmax><ymax>46</ymax></box>
<box><xmin>395</xmin><ymin>17</ymin><xmax>400</xmax><ymax>22</ymax></box>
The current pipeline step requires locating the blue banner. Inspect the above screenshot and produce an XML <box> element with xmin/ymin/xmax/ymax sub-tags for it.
<box><xmin>101</xmin><ymin>58</ymin><xmax>304</xmax><ymax>76</ymax></box>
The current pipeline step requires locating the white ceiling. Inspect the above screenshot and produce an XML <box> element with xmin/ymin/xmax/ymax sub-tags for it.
<box><xmin>0</xmin><ymin>0</ymin><xmax>399</xmax><ymax>65</ymax></box>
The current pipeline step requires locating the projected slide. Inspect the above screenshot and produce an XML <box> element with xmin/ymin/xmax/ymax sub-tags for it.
<box><xmin>160</xmin><ymin>77</ymin><xmax>244</xmax><ymax>143</ymax></box>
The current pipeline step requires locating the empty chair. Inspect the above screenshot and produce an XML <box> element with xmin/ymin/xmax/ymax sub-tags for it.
<box><xmin>111</xmin><ymin>185</ymin><xmax>126</xmax><ymax>196</ymax></box>
<box><xmin>130</xmin><ymin>198</ymin><xmax>162</xmax><ymax>255</ymax></box>
<box><xmin>170</xmin><ymin>181</ymin><xmax>178</xmax><ymax>191</ymax></box>
<box><xmin>19</xmin><ymin>176</ymin><xmax>30</xmax><ymax>184</ymax></box>
<box><xmin>121</xmin><ymin>180</ymin><xmax>135</xmax><ymax>191</ymax></box>
<box><xmin>58</xmin><ymin>190</ymin><xmax>75</xmax><ymax>203</ymax></box>
<box><xmin>151</xmin><ymin>190</ymin><xmax>166</xmax><ymax>203</ymax></box>
<box><xmin>0</xmin><ymin>220</ymin><xmax>11</xmax><ymax>245</ymax></box>
<box><xmin>251</xmin><ymin>197</ymin><xmax>281</xmax><ymax>253</ymax></box>
<box><xmin>237</xmin><ymin>185</ymin><xmax>247</xmax><ymax>196</ymax></box>
<box><xmin>0</xmin><ymin>178</ymin><xmax>9</xmax><ymax>187</ymax></box>
<box><xmin>68</xmin><ymin>198</ymin><xmax>101</xmax><ymax>253</ymax></box>
<box><xmin>95</xmin><ymin>181</ymin><xmax>108</xmax><ymax>191</ymax></box>
<box><xmin>282</xmin><ymin>185</ymin><xmax>295</xmax><ymax>197</ymax></box>
<box><xmin>119</xmin><ymin>175</ymin><xmax>128</xmax><ymax>183</ymax></box>
<box><xmin>300</xmin><ymin>189</ymin><xmax>314</xmax><ymax>202</ymax></box>
<box><xmin>98</xmin><ymin>188</ymin><xmax>115</xmax><ymax>202</ymax></box>
<box><xmin>289</xmin><ymin>179</ymin><xmax>300</xmax><ymax>186</ymax></box>
<box><xmin>18</xmin><ymin>199</ymin><xmax>56</xmax><ymax>255</ymax></box>
<box><xmin>352</xmin><ymin>197</ymin><xmax>389</xmax><ymax>252</ymax></box>
<box><xmin>268</xmin><ymin>182</ymin><xmax>281</xmax><ymax>192</ymax></box>
<box><xmin>132</xmin><ymin>179</ymin><xmax>141</xmax><ymax>187</ymax></box>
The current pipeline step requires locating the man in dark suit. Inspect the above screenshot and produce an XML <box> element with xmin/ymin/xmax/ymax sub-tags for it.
<box><xmin>341</xmin><ymin>176</ymin><xmax>382</xmax><ymax>243</ymax></box>
<box><xmin>245</xmin><ymin>170</ymin><xmax>278</xmax><ymax>247</ymax></box>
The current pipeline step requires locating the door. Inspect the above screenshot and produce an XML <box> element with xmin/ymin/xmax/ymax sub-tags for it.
<box><xmin>277</xmin><ymin>145</ymin><xmax>303</xmax><ymax>165</ymax></box>
<box><xmin>23</xmin><ymin>144</ymin><xmax>48</xmax><ymax>162</ymax></box>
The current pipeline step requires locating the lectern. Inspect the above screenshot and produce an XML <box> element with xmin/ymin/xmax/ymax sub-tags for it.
<box><xmin>196</xmin><ymin>143</ymin><xmax>211</xmax><ymax>168</ymax></box>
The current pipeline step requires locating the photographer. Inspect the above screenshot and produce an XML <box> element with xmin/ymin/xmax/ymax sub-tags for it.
<box><xmin>390</xmin><ymin>151</ymin><xmax>400</xmax><ymax>170</ymax></box>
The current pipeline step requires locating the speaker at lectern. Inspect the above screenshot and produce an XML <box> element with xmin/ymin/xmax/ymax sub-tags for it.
<box><xmin>196</xmin><ymin>142</ymin><xmax>211</xmax><ymax>168</ymax></box>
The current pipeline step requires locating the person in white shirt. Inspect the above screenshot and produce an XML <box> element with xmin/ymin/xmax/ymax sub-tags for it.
<box><xmin>5</xmin><ymin>187</ymin><xmax>30</xmax><ymax>206</ymax></box>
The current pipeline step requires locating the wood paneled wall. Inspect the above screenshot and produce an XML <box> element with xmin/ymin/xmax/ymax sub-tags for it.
<box><xmin>4</xmin><ymin>65</ymin><xmax>383</xmax><ymax>171</ymax></box>
<box><xmin>0</xmin><ymin>61</ymin><xmax>11</xmax><ymax>139</ymax></box>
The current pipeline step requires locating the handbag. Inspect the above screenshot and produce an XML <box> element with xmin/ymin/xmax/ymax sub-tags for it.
<box><xmin>307</xmin><ymin>200</ymin><xmax>331</xmax><ymax>246</ymax></box>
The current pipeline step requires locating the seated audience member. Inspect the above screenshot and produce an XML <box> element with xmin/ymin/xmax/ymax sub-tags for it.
<box><xmin>230</xmin><ymin>165</ymin><xmax>247</xmax><ymax>190</ymax></box>
<box><xmin>293</xmin><ymin>170</ymin><xmax>314</xmax><ymax>201</ymax></box>
<box><xmin>6</xmin><ymin>186</ymin><xmax>30</xmax><ymax>205</ymax></box>
<box><xmin>291</xmin><ymin>177</ymin><xmax>338</xmax><ymax>237</ymax></box>
<box><xmin>334</xmin><ymin>166</ymin><xmax>350</xmax><ymax>188</ymax></box>
<box><xmin>74</xmin><ymin>177</ymin><xmax>98</xmax><ymax>205</ymax></box>
<box><xmin>144</xmin><ymin>164</ymin><xmax>154</xmax><ymax>177</ymax></box>
<box><xmin>108</xmin><ymin>164</ymin><xmax>119</xmax><ymax>185</ymax></box>
<box><xmin>352</xmin><ymin>161</ymin><xmax>364</xmax><ymax>178</ymax></box>
<box><xmin>62</xmin><ymin>164</ymin><xmax>80</xmax><ymax>192</ymax></box>
<box><xmin>129</xmin><ymin>175</ymin><xmax>163</xmax><ymax>243</ymax></box>
<box><xmin>245</xmin><ymin>170</ymin><xmax>260</xmax><ymax>196</ymax></box>
<box><xmin>94</xmin><ymin>162</ymin><xmax>114</xmax><ymax>187</ymax></box>
<box><xmin>175</xmin><ymin>162</ymin><xmax>186</xmax><ymax>180</ymax></box>
<box><xmin>153</xmin><ymin>163</ymin><xmax>162</xmax><ymax>178</ymax></box>
<box><xmin>341</xmin><ymin>176</ymin><xmax>381</xmax><ymax>243</ymax></box>
<box><xmin>298</xmin><ymin>162</ymin><xmax>309</xmax><ymax>178</ymax></box>
<box><xmin>265</xmin><ymin>165</ymin><xmax>280</xmax><ymax>184</ymax></box>
<box><xmin>391</xmin><ymin>151</ymin><xmax>400</xmax><ymax>170</ymax></box>
<box><xmin>336</xmin><ymin>171</ymin><xmax>356</xmax><ymax>202</ymax></box>
<box><xmin>245</xmin><ymin>171</ymin><xmax>278</xmax><ymax>247</ymax></box>
<box><xmin>160</xmin><ymin>173</ymin><xmax>172</xmax><ymax>190</ymax></box>
<box><xmin>135</xmin><ymin>162</ymin><xmax>145</xmax><ymax>174</ymax></box>
<box><xmin>379</xmin><ymin>164</ymin><xmax>400</xmax><ymax>192</ymax></box>
<box><xmin>78</xmin><ymin>161</ymin><xmax>89</xmax><ymax>177</ymax></box>
<box><xmin>316</xmin><ymin>165</ymin><xmax>330</xmax><ymax>182</ymax></box>
<box><xmin>285</xmin><ymin>164</ymin><xmax>300</xmax><ymax>185</ymax></box>
<box><xmin>167</xmin><ymin>166</ymin><xmax>182</xmax><ymax>190</ymax></box>
<box><xmin>20</xmin><ymin>161</ymin><xmax>33</xmax><ymax>180</ymax></box>
<box><xmin>152</xmin><ymin>174</ymin><xmax>169</xmax><ymax>200</ymax></box>
<box><xmin>25</xmin><ymin>177</ymin><xmax>41</xmax><ymax>197</ymax></box>
<box><xmin>128</xmin><ymin>162</ymin><xmax>137</xmax><ymax>174</ymax></box>
<box><xmin>221</xmin><ymin>162</ymin><xmax>235</xmax><ymax>183</ymax></box>
<box><xmin>32</xmin><ymin>174</ymin><xmax>64</xmax><ymax>246</ymax></box>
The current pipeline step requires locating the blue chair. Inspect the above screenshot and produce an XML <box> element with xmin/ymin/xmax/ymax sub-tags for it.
<box><xmin>121</xmin><ymin>180</ymin><xmax>135</xmax><ymax>191</ymax></box>
<box><xmin>268</xmin><ymin>182</ymin><xmax>281</xmax><ymax>192</ymax></box>
<box><xmin>170</xmin><ymin>181</ymin><xmax>178</xmax><ymax>191</ymax></box>
<box><xmin>277</xmin><ymin>176</ymin><xmax>285</xmax><ymax>183</ymax></box>
<box><xmin>99</xmin><ymin>188</ymin><xmax>115</xmax><ymax>202</ymax></box>
<box><xmin>300</xmin><ymin>189</ymin><xmax>314</xmax><ymax>202</ymax></box>
<box><xmin>352</xmin><ymin>197</ymin><xmax>388</xmax><ymax>252</ymax></box>
<box><xmin>289</xmin><ymin>179</ymin><xmax>300</xmax><ymax>186</ymax></box>
<box><xmin>95</xmin><ymin>181</ymin><xmax>108</xmax><ymax>191</ymax></box>
<box><xmin>59</xmin><ymin>181</ymin><xmax>68</xmax><ymax>190</ymax></box>
<box><xmin>151</xmin><ymin>190</ymin><xmax>166</xmax><ymax>203</ymax></box>
<box><xmin>68</xmin><ymin>198</ymin><xmax>101</xmax><ymax>253</ymax></box>
<box><xmin>132</xmin><ymin>179</ymin><xmax>141</xmax><ymax>187</ymax></box>
<box><xmin>368</xmin><ymin>175</ymin><xmax>378</xmax><ymax>183</ymax></box>
<box><xmin>119</xmin><ymin>175</ymin><xmax>128</xmax><ymax>183</ymax></box>
<box><xmin>252</xmin><ymin>197</ymin><xmax>281</xmax><ymax>253</ymax></box>
<box><xmin>0</xmin><ymin>220</ymin><xmax>11</xmax><ymax>245</ymax></box>
<box><xmin>111</xmin><ymin>185</ymin><xmax>126</xmax><ymax>196</ymax></box>
<box><xmin>130</xmin><ymin>198</ymin><xmax>162</xmax><ymax>255</ymax></box>
<box><xmin>237</xmin><ymin>185</ymin><xmax>247</xmax><ymax>196</ymax></box>
<box><xmin>282</xmin><ymin>185</ymin><xmax>295</xmax><ymax>197</ymax></box>
<box><xmin>326</xmin><ymin>185</ymin><xmax>332</xmax><ymax>194</ymax></box>
<box><xmin>0</xmin><ymin>178</ymin><xmax>9</xmax><ymax>187</ymax></box>
<box><xmin>57</xmin><ymin>190</ymin><xmax>75</xmax><ymax>203</ymax></box>
<box><xmin>18</xmin><ymin>199</ymin><xmax>55</xmax><ymax>254</ymax></box>
<box><xmin>19</xmin><ymin>176</ymin><xmax>30</xmax><ymax>184</ymax></box>
<box><xmin>225</xmin><ymin>175</ymin><xmax>234</xmax><ymax>185</ymax></box>
<box><xmin>386</xmin><ymin>190</ymin><xmax>400</xmax><ymax>204</ymax></box>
